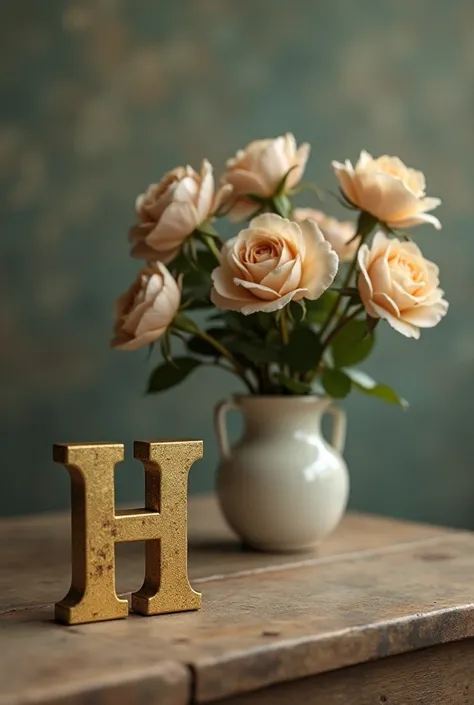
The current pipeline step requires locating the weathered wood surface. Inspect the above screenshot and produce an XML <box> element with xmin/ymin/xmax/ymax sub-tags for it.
<box><xmin>215</xmin><ymin>639</ymin><xmax>474</xmax><ymax>705</ymax></box>
<box><xmin>0</xmin><ymin>495</ymin><xmax>449</xmax><ymax>613</ymax></box>
<box><xmin>1</xmin><ymin>496</ymin><xmax>474</xmax><ymax>704</ymax></box>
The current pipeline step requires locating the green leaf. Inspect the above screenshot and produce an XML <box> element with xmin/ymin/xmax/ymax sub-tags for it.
<box><xmin>265</xmin><ymin>328</ymin><xmax>281</xmax><ymax>346</ymax></box>
<box><xmin>147</xmin><ymin>342</ymin><xmax>156</xmax><ymax>361</ymax></box>
<box><xmin>345</xmin><ymin>369</ymin><xmax>408</xmax><ymax>409</ymax></box>
<box><xmin>256</xmin><ymin>312</ymin><xmax>273</xmax><ymax>331</ymax></box>
<box><xmin>244</xmin><ymin>192</ymin><xmax>267</xmax><ymax>205</ymax></box>
<box><xmin>358</xmin><ymin>383</ymin><xmax>408</xmax><ymax>408</ymax></box>
<box><xmin>186</xmin><ymin>328</ymin><xmax>228</xmax><ymax>357</ymax></box>
<box><xmin>196</xmin><ymin>222</ymin><xmax>219</xmax><ymax>239</ymax></box>
<box><xmin>331</xmin><ymin>320</ymin><xmax>374</xmax><ymax>368</ymax></box>
<box><xmin>231</xmin><ymin>339</ymin><xmax>281</xmax><ymax>364</ymax></box>
<box><xmin>356</xmin><ymin>210</ymin><xmax>378</xmax><ymax>239</ymax></box>
<box><xmin>147</xmin><ymin>357</ymin><xmax>201</xmax><ymax>394</ymax></box>
<box><xmin>272</xmin><ymin>193</ymin><xmax>292</xmax><ymax>218</ymax></box>
<box><xmin>182</xmin><ymin>269</ymin><xmax>210</xmax><ymax>290</ymax></box>
<box><xmin>181</xmin><ymin>297</ymin><xmax>212</xmax><ymax>310</ymax></box>
<box><xmin>187</xmin><ymin>336</ymin><xmax>216</xmax><ymax>357</ymax></box>
<box><xmin>321</xmin><ymin>369</ymin><xmax>352</xmax><ymax>399</ymax></box>
<box><xmin>332</xmin><ymin>287</ymin><xmax>362</xmax><ymax>307</ymax></box>
<box><xmin>274</xmin><ymin>373</ymin><xmax>312</xmax><ymax>395</ymax></box>
<box><xmin>195</xmin><ymin>248</ymin><xmax>218</xmax><ymax>273</ymax></box>
<box><xmin>217</xmin><ymin>311</ymin><xmax>247</xmax><ymax>332</ymax></box>
<box><xmin>159</xmin><ymin>333</ymin><xmax>172</xmax><ymax>363</ymax></box>
<box><xmin>329</xmin><ymin>188</ymin><xmax>357</xmax><ymax>210</ymax></box>
<box><xmin>172</xmin><ymin>312</ymin><xmax>200</xmax><ymax>335</ymax></box>
<box><xmin>366</xmin><ymin>315</ymin><xmax>380</xmax><ymax>335</ymax></box>
<box><xmin>275</xmin><ymin>165</ymin><xmax>298</xmax><ymax>195</ymax></box>
<box><xmin>282</xmin><ymin>327</ymin><xmax>322</xmax><ymax>373</ymax></box>
<box><xmin>305</xmin><ymin>290</ymin><xmax>339</xmax><ymax>325</ymax></box>
<box><xmin>289</xmin><ymin>300</ymin><xmax>307</xmax><ymax>323</ymax></box>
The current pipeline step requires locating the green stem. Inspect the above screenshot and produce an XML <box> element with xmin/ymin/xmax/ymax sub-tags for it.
<box><xmin>318</xmin><ymin>213</ymin><xmax>375</xmax><ymax>338</ymax></box>
<box><xmin>198</xmin><ymin>232</ymin><xmax>222</xmax><ymax>263</ymax></box>
<box><xmin>206</xmin><ymin>236</ymin><xmax>222</xmax><ymax>263</ymax></box>
<box><xmin>321</xmin><ymin>305</ymin><xmax>364</xmax><ymax>350</ymax></box>
<box><xmin>203</xmin><ymin>360</ymin><xmax>255</xmax><ymax>393</ymax></box>
<box><xmin>289</xmin><ymin>182</ymin><xmax>325</xmax><ymax>201</ymax></box>
<box><xmin>196</xmin><ymin>330</ymin><xmax>255</xmax><ymax>393</ymax></box>
<box><xmin>307</xmin><ymin>305</ymin><xmax>364</xmax><ymax>384</ymax></box>
<box><xmin>279</xmin><ymin>307</ymin><xmax>291</xmax><ymax>379</ymax></box>
<box><xmin>280</xmin><ymin>308</ymin><xmax>289</xmax><ymax>345</ymax></box>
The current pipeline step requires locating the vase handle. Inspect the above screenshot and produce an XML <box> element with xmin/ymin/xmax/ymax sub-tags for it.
<box><xmin>214</xmin><ymin>400</ymin><xmax>239</xmax><ymax>460</ymax></box>
<box><xmin>325</xmin><ymin>404</ymin><xmax>347</xmax><ymax>454</ymax></box>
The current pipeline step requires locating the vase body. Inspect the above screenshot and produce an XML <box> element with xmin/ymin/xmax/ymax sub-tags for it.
<box><xmin>215</xmin><ymin>395</ymin><xmax>349</xmax><ymax>552</ymax></box>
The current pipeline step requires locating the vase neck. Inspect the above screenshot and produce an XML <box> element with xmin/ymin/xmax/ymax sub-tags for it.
<box><xmin>235</xmin><ymin>396</ymin><xmax>330</xmax><ymax>438</ymax></box>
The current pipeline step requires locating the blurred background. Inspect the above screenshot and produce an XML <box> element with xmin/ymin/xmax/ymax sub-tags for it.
<box><xmin>1</xmin><ymin>0</ymin><xmax>473</xmax><ymax>525</ymax></box>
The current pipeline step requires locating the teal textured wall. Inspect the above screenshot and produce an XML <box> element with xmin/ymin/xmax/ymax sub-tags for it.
<box><xmin>1</xmin><ymin>0</ymin><xmax>473</xmax><ymax>526</ymax></box>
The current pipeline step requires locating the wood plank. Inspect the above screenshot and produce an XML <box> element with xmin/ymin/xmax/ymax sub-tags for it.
<box><xmin>0</xmin><ymin>610</ymin><xmax>190</xmax><ymax>705</ymax></box>
<box><xmin>0</xmin><ymin>496</ymin><xmax>450</xmax><ymax>613</ymax></box>
<box><xmin>213</xmin><ymin>638</ymin><xmax>474</xmax><ymax>705</ymax></box>
<box><xmin>2</xmin><ymin>531</ymin><xmax>474</xmax><ymax>703</ymax></box>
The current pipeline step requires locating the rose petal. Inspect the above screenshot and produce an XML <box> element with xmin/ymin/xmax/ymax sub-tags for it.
<box><xmin>245</xmin><ymin>258</ymin><xmax>280</xmax><ymax>282</ymax></box>
<box><xmin>369</xmin><ymin>253</ymin><xmax>393</xmax><ymax>297</ymax></box>
<box><xmin>234</xmin><ymin>278</ymin><xmax>280</xmax><ymax>301</ymax></box>
<box><xmin>356</xmin><ymin>150</ymin><xmax>374</xmax><ymax>169</ymax></box>
<box><xmin>372</xmin><ymin>292</ymin><xmax>400</xmax><ymax>317</ymax></box>
<box><xmin>210</xmin><ymin>288</ymin><xmax>250</xmax><ymax>313</ymax></box>
<box><xmin>332</xmin><ymin>160</ymin><xmax>358</xmax><ymax>205</ymax></box>
<box><xmin>240</xmin><ymin>289</ymin><xmax>307</xmax><ymax>315</ymax></box>
<box><xmin>146</xmin><ymin>201</ymin><xmax>199</xmax><ymax>249</ymax></box>
<box><xmin>401</xmin><ymin>298</ymin><xmax>449</xmax><ymax>327</ymax></box>
<box><xmin>287</xmin><ymin>142</ymin><xmax>310</xmax><ymax>189</ymax></box>
<box><xmin>211</xmin><ymin>265</ymin><xmax>256</xmax><ymax>303</ymax></box>
<box><xmin>212</xmin><ymin>183</ymin><xmax>233</xmax><ymax>214</ymax></box>
<box><xmin>352</xmin><ymin>170</ymin><xmax>419</xmax><ymax>223</ymax></box>
<box><xmin>370</xmin><ymin>302</ymin><xmax>420</xmax><ymax>339</ymax></box>
<box><xmin>196</xmin><ymin>159</ymin><xmax>214</xmax><ymax>221</ymax></box>
<box><xmin>226</xmin><ymin>199</ymin><xmax>262</xmax><ymax>223</ymax></box>
<box><xmin>391</xmin><ymin>211</ymin><xmax>442</xmax><ymax>230</ymax></box>
<box><xmin>258</xmin><ymin>137</ymin><xmax>290</xmax><ymax>192</ymax></box>
<box><xmin>298</xmin><ymin>219</ymin><xmax>339</xmax><ymax>299</ymax></box>
<box><xmin>222</xmin><ymin>168</ymin><xmax>268</xmax><ymax>197</ymax></box>
<box><xmin>112</xmin><ymin>327</ymin><xmax>167</xmax><ymax>351</ymax></box>
<box><xmin>261</xmin><ymin>257</ymin><xmax>302</xmax><ymax>295</ymax></box>
<box><xmin>357</xmin><ymin>245</ymin><xmax>373</xmax><ymax>304</ymax></box>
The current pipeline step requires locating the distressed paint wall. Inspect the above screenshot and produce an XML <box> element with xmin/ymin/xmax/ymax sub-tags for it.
<box><xmin>1</xmin><ymin>0</ymin><xmax>474</xmax><ymax>525</ymax></box>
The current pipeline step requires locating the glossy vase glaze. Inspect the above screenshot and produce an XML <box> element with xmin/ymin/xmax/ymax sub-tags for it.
<box><xmin>215</xmin><ymin>395</ymin><xmax>349</xmax><ymax>552</ymax></box>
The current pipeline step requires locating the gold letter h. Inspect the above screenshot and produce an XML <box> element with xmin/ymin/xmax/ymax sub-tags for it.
<box><xmin>53</xmin><ymin>440</ymin><xmax>202</xmax><ymax>625</ymax></box>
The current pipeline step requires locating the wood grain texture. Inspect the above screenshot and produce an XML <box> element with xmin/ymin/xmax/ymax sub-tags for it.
<box><xmin>214</xmin><ymin>638</ymin><xmax>474</xmax><ymax>705</ymax></box>
<box><xmin>1</xmin><ymin>496</ymin><xmax>473</xmax><ymax>704</ymax></box>
<box><xmin>0</xmin><ymin>495</ymin><xmax>449</xmax><ymax>613</ymax></box>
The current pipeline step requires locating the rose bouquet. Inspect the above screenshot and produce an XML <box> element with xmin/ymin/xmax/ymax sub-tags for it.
<box><xmin>111</xmin><ymin>135</ymin><xmax>447</xmax><ymax>406</ymax></box>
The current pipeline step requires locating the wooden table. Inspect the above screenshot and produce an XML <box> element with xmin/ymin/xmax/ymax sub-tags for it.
<box><xmin>1</xmin><ymin>496</ymin><xmax>474</xmax><ymax>705</ymax></box>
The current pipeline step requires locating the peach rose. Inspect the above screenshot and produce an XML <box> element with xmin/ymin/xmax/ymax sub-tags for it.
<box><xmin>332</xmin><ymin>151</ymin><xmax>441</xmax><ymax>230</ymax></box>
<box><xmin>222</xmin><ymin>133</ymin><xmax>310</xmax><ymax>222</ymax></box>
<box><xmin>111</xmin><ymin>262</ymin><xmax>181</xmax><ymax>350</ymax></box>
<box><xmin>293</xmin><ymin>208</ymin><xmax>359</xmax><ymax>263</ymax></box>
<box><xmin>130</xmin><ymin>159</ymin><xmax>232</xmax><ymax>263</ymax></box>
<box><xmin>210</xmin><ymin>213</ymin><xmax>338</xmax><ymax>315</ymax></box>
<box><xmin>358</xmin><ymin>231</ymin><xmax>448</xmax><ymax>339</ymax></box>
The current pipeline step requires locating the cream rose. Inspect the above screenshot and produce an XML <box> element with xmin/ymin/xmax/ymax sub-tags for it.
<box><xmin>222</xmin><ymin>133</ymin><xmax>310</xmax><ymax>222</ymax></box>
<box><xmin>130</xmin><ymin>159</ymin><xmax>232</xmax><ymax>263</ymax></box>
<box><xmin>210</xmin><ymin>213</ymin><xmax>338</xmax><ymax>315</ymax></box>
<box><xmin>358</xmin><ymin>231</ymin><xmax>448</xmax><ymax>339</ymax></box>
<box><xmin>332</xmin><ymin>151</ymin><xmax>441</xmax><ymax>230</ymax></box>
<box><xmin>111</xmin><ymin>262</ymin><xmax>181</xmax><ymax>350</ymax></box>
<box><xmin>293</xmin><ymin>208</ymin><xmax>359</xmax><ymax>263</ymax></box>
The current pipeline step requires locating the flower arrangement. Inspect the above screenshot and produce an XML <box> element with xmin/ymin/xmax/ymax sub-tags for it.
<box><xmin>112</xmin><ymin>135</ymin><xmax>447</xmax><ymax>405</ymax></box>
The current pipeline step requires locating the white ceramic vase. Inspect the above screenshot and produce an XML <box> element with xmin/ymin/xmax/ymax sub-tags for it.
<box><xmin>215</xmin><ymin>395</ymin><xmax>349</xmax><ymax>553</ymax></box>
